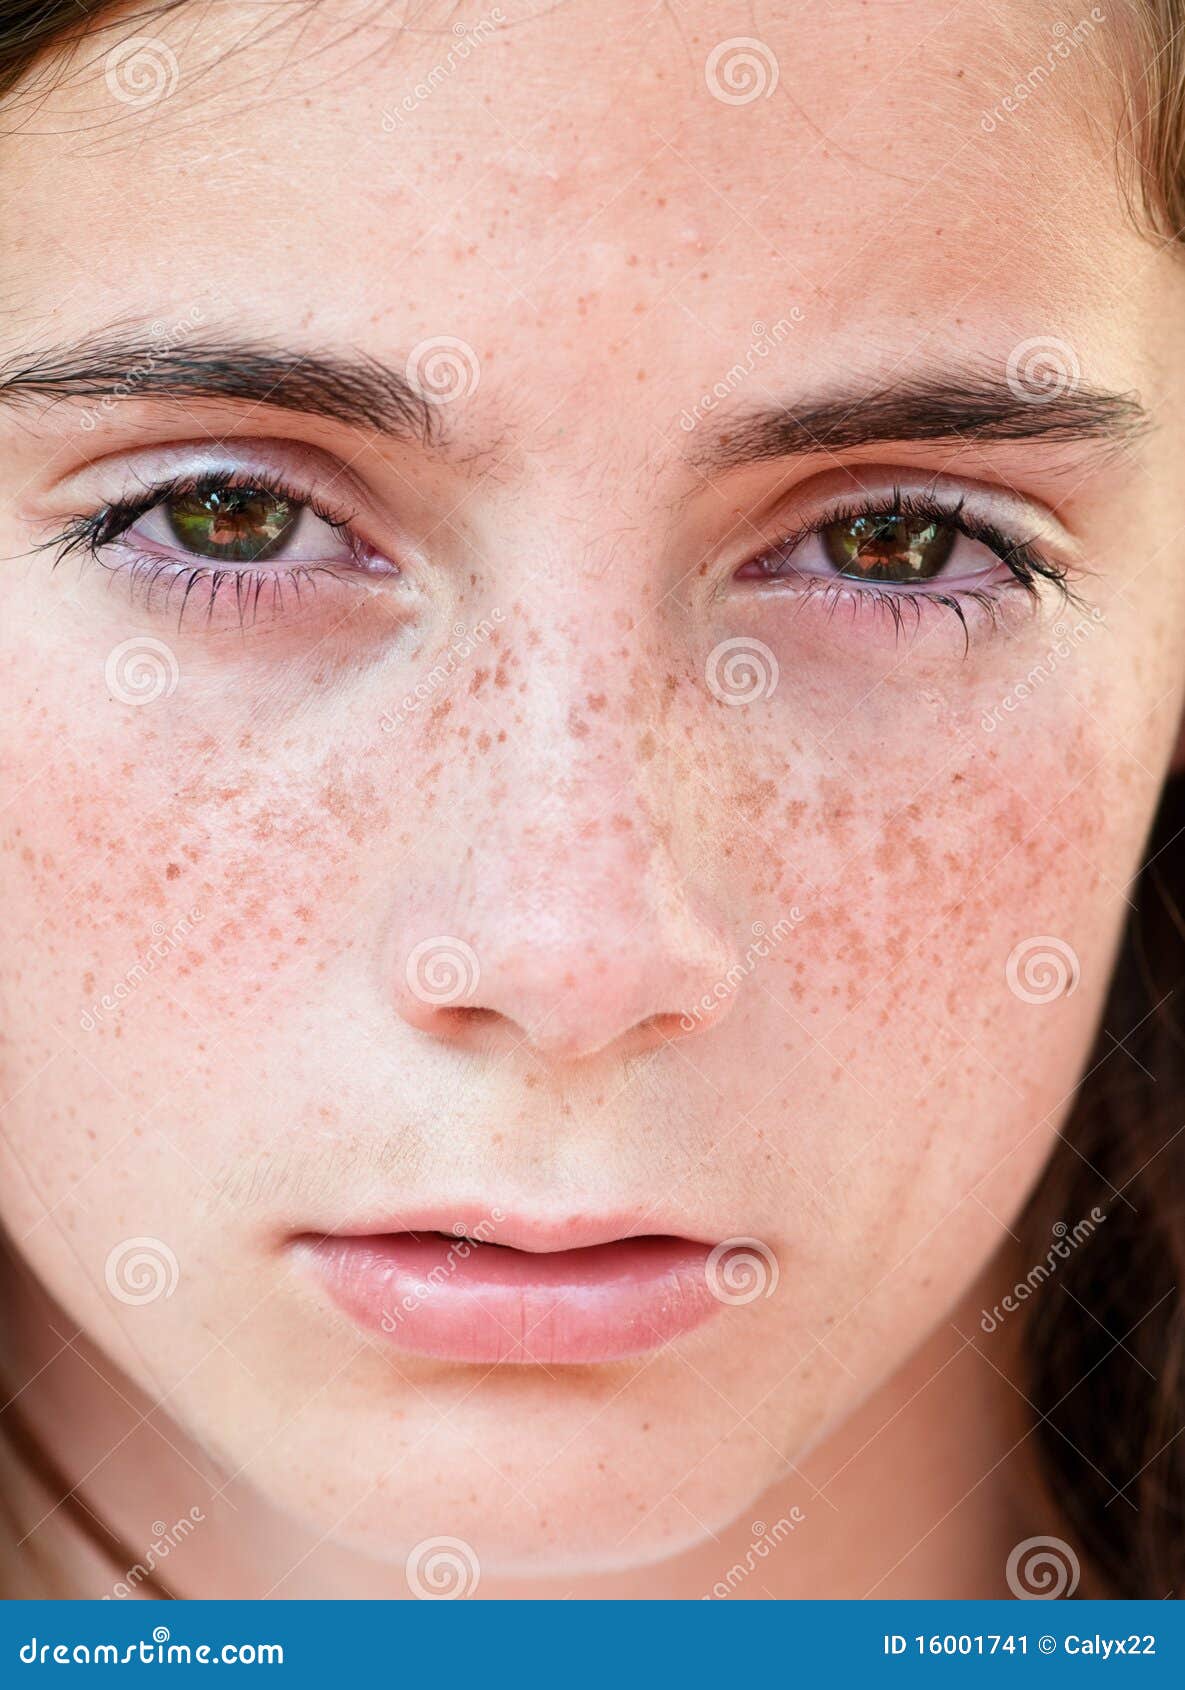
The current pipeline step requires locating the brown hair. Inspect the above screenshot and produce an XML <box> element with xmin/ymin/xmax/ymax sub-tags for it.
<box><xmin>1</xmin><ymin>0</ymin><xmax>1184</xmax><ymax>1600</ymax></box>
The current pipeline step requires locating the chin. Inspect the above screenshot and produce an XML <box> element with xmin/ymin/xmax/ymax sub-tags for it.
<box><xmin>245</xmin><ymin>1368</ymin><xmax>788</xmax><ymax>1583</ymax></box>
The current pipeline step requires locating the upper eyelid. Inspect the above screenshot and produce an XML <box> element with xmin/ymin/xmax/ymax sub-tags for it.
<box><xmin>33</xmin><ymin>438</ymin><xmax>371</xmax><ymax>524</ymax></box>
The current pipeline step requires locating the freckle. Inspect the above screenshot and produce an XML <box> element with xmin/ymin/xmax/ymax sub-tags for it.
<box><xmin>497</xmin><ymin>730</ymin><xmax>507</xmax><ymax>743</ymax></box>
<box><xmin>469</xmin><ymin>668</ymin><xmax>488</xmax><ymax>694</ymax></box>
<box><xmin>637</xmin><ymin>731</ymin><xmax>656</xmax><ymax>762</ymax></box>
<box><xmin>82</xmin><ymin>972</ymin><xmax>94</xmax><ymax>994</ymax></box>
<box><xmin>494</xmin><ymin>664</ymin><xmax>509</xmax><ymax>688</ymax></box>
<box><xmin>569</xmin><ymin>712</ymin><xmax>589</xmax><ymax>738</ymax></box>
<box><xmin>166</xmin><ymin>862</ymin><xmax>180</xmax><ymax>880</ymax></box>
<box><xmin>611</xmin><ymin>813</ymin><xmax>632</xmax><ymax>833</ymax></box>
<box><xmin>477</xmin><ymin>731</ymin><xmax>492</xmax><ymax>753</ymax></box>
<box><xmin>587</xmin><ymin>693</ymin><xmax>607</xmax><ymax>713</ymax></box>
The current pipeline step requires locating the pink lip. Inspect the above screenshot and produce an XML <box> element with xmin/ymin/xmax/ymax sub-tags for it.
<box><xmin>296</xmin><ymin>1222</ymin><xmax>722</xmax><ymax>1365</ymax></box>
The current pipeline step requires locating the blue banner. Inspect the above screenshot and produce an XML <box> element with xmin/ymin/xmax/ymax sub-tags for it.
<box><xmin>0</xmin><ymin>1601</ymin><xmax>1182</xmax><ymax>1685</ymax></box>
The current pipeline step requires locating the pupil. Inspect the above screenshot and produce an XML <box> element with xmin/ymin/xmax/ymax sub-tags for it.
<box><xmin>166</xmin><ymin>489</ymin><xmax>298</xmax><ymax>562</ymax></box>
<box><xmin>822</xmin><ymin>513</ymin><xmax>955</xmax><ymax>582</ymax></box>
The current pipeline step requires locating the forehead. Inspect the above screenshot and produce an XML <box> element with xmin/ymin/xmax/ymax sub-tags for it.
<box><xmin>0</xmin><ymin>0</ymin><xmax>1137</xmax><ymax>408</ymax></box>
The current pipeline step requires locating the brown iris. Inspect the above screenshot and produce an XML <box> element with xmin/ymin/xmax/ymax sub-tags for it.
<box><xmin>821</xmin><ymin>512</ymin><xmax>956</xmax><ymax>584</ymax></box>
<box><xmin>166</xmin><ymin>489</ymin><xmax>299</xmax><ymax>563</ymax></box>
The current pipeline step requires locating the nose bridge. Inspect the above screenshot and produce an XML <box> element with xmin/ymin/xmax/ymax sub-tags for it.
<box><xmin>389</xmin><ymin>605</ymin><xmax>736</xmax><ymax>1059</ymax></box>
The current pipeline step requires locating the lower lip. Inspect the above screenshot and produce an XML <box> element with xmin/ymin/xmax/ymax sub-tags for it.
<box><xmin>299</xmin><ymin>1232</ymin><xmax>722</xmax><ymax>1364</ymax></box>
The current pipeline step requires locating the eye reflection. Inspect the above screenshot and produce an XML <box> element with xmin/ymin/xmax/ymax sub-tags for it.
<box><xmin>165</xmin><ymin>488</ymin><xmax>300</xmax><ymax>563</ymax></box>
<box><xmin>821</xmin><ymin>513</ymin><xmax>957</xmax><ymax>583</ymax></box>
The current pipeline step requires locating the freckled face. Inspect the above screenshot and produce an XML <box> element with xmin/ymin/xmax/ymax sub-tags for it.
<box><xmin>2</xmin><ymin>0</ymin><xmax>1184</xmax><ymax>1577</ymax></box>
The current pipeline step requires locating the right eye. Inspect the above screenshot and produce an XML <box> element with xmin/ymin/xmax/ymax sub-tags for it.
<box><xmin>124</xmin><ymin>485</ymin><xmax>355</xmax><ymax>566</ymax></box>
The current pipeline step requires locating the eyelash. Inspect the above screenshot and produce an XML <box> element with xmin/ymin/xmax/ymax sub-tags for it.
<box><xmin>44</xmin><ymin>473</ymin><xmax>1073</xmax><ymax>645</ymax></box>
<box><xmin>45</xmin><ymin>469</ymin><xmax>371</xmax><ymax>630</ymax></box>
<box><xmin>748</xmin><ymin>490</ymin><xmax>1073</xmax><ymax>649</ymax></box>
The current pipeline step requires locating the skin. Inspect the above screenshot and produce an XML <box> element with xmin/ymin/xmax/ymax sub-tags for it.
<box><xmin>0</xmin><ymin>0</ymin><xmax>1182</xmax><ymax>1597</ymax></box>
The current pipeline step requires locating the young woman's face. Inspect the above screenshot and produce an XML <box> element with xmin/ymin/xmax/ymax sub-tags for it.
<box><xmin>2</xmin><ymin>0</ymin><xmax>1183</xmax><ymax>1579</ymax></box>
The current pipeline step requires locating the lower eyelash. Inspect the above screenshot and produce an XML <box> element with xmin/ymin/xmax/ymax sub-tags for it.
<box><xmin>116</xmin><ymin>552</ymin><xmax>357</xmax><ymax>629</ymax></box>
<box><xmin>785</xmin><ymin>568</ymin><xmax>1073</xmax><ymax>657</ymax></box>
<box><xmin>41</xmin><ymin>472</ymin><xmax>371</xmax><ymax>631</ymax></box>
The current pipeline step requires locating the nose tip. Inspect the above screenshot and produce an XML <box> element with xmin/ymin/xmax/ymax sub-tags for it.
<box><xmin>394</xmin><ymin>931</ymin><xmax>736</xmax><ymax>1062</ymax></box>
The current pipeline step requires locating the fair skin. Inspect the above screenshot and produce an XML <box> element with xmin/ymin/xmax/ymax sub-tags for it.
<box><xmin>0</xmin><ymin>0</ymin><xmax>1180</xmax><ymax>1598</ymax></box>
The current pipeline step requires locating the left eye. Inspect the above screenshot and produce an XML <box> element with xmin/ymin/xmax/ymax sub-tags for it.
<box><xmin>127</xmin><ymin>487</ymin><xmax>352</xmax><ymax>565</ymax></box>
<box><xmin>818</xmin><ymin>512</ymin><xmax>956</xmax><ymax>583</ymax></box>
<box><xmin>741</xmin><ymin>508</ymin><xmax>1006</xmax><ymax>588</ymax></box>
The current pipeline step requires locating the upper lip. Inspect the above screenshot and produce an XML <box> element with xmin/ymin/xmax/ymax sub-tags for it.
<box><xmin>298</xmin><ymin>1204</ymin><xmax>712</xmax><ymax>1254</ymax></box>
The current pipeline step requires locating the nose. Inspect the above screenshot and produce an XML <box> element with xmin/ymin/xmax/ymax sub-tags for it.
<box><xmin>394</xmin><ymin>884</ymin><xmax>734</xmax><ymax>1061</ymax></box>
<box><xmin>388</xmin><ymin>692</ymin><xmax>738</xmax><ymax>1063</ymax></box>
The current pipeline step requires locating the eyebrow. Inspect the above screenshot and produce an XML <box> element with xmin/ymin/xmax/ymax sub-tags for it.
<box><xmin>696</xmin><ymin>371</ymin><xmax>1148</xmax><ymax>469</ymax></box>
<box><xmin>0</xmin><ymin>335</ymin><xmax>1148</xmax><ymax>471</ymax></box>
<box><xmin>0</xmin><ymin>333</ymin><xmax>438</xmax><ymax>443</ymax></box>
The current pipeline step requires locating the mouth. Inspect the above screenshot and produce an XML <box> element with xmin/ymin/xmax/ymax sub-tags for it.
<box><xmin>293</xmin><ymin>1218</ymin><xmax>724</xmax><ymax>1365</ymax></box>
